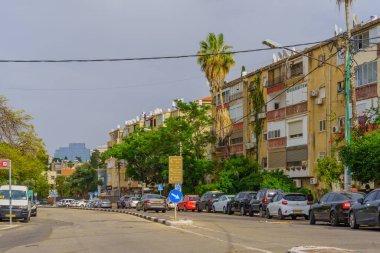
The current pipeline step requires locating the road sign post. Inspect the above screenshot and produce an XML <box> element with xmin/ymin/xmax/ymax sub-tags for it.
<box><xmin>169</xmin><ymin>189</ymin><xmax>182</xmax><ymax>221</ymax></box>
<box><xmin>0</xmin><ymin>159</ymin><xmax>12</xmax><ymax>225</ymax></box>
<box><xmin>169</xmin><ymin>156</ymin><xmax>183</xmax><ymax>184</ymax></box>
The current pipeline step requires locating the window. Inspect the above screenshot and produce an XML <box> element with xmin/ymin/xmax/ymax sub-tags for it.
<box><xmin>290</xmin><ymin>62</ymin><xmax>303</xmax><ymax>77</ymax></box>
<box><xmin>319</xmin><ymin>152</ymin><xmax>326</xmax><ymax>159</ymax></box>
<box><xmin>274</xmin><ymin>102</ymin><xmax>280</xmax><ymax>110</ymax></box>
<box><xmin>319</xmin><ymin>120</ymin><xmax>326</xmax><ymax>132</ymax></box>
<box><xmin>231</xmin><ymin>137</ymin><xmax>243</xmax><ymax>144</ymax></box>
<box><xmin>336</xmin><ymin>48</ymin><xmax>345</xmax><ymax>66</ymax></box>
<box><xmin>355</xmin><ymin>61</ymin><xmax>377</xmax><ymax>87</ymax></box>
<box><xmin>263</xmin><ymin>132</ymin><xmax>268</xmax><ymax>141</ymax></box>
<box><xmin>337</xmin><ymin>116</ymin><xmax>344</xmax><ymax>129</ymax></box>
<box><xmin>320</xmin><ymin>193</ymin><xmax>330</xmax><ymax>203</ymax></box>
<box><xmin>337</xmin><ymin>81</ymin><xmax>344</xmax><ymax>93</ymax></box>
<box><xmin>229</xmin><ymin>103</ymin><xmax>243</xmax><ymax>122</ymax></box>
<box><xmin>353</xmin><ymin>31</ymin><xmax>370</xmax><ymax>51</ymax></box>
<box><xmin>268</xmin><ymin>129</ymin><xmax>280</xmax><ymax>139</ymax></box>
<box><xmin>364</xmin><ymin>191</ymin><xmax>378</xmax><ymax>202</ymax></box>
<box><xmin>289</xmin><ymin>120</ymin><xmax>303</xmax><ymax>138</ymax></box>
<box><xmin>262</xmin><ymin>157</ymin><xmax>268</xmax><ymax>168</ymax></box>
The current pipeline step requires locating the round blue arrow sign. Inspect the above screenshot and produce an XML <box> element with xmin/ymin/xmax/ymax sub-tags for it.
<box><xmin>169</xmin><ymin>189</ymin><xmax>182</xmax><ymax>204</ymax></box>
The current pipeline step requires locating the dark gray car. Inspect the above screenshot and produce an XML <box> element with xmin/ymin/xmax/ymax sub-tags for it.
<box><xmin>349</xmin><ymin>189</ymin><xmax>380</xmax><ymax>229</ymax></box>
<box><xmin>249</xmin><ymin>188</ymin><xmax>283</xmax><ymax>217</ymax></box>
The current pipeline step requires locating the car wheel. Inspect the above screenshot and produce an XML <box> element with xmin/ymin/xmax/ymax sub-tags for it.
<box><xmin>330</xmin><ymin>211</ymin><xmax>339</xmax><ymax>226</ymax></box>
<box><xmin>184</xmin><ymin>206</ymin><xmax>187</xmax><ymax>212</ymax></box>
<box><xmin>240</xmin><ymin>206</ymin><xmax>245</xmax><ymax>216</ymax></box>
<box><xmin>143</xmin><ymin>205</ymin><xmax>147</xmax><ymax>212</ymax></box>
<box><xmin>206</xmin><ymin>204</ymin><xmax>211</xmax><ymax>213</ymax></box>
<box><xmin>291</xmin><ymin>216</ymin><xmax>296</xmax><ymax>220</ymax></box>
<box><xmin>278</xmin><ymin>209</ymin><xmax>284</xmax><ymax>220</ymax></box>
<box><xmin>162</xmin><ymin>209</ymin><xmax>166</xmax><ymax>213</ymax></box>
<box><xmin>349</xmin><ymin>212</ymin><xmax>359</xmax><ymax>229</ymax></box>
<box><xmin>309</xmin><ymin>210</ymin><xmax>316</xmax><ymax>225</ymax></box>
<box><xmin>266</xmin><ymin>209</ymin><xmax>272</xmax><ymax>219</ymax></box>
<box><xmin>223</xmin><ymin>206</ymin><xmax>226</xmax><ymax>214</ymax></box>
<box><xmin>155</xmin><ymin>210</ymin><xmax>159</xmax><ymax>213</ymax></box>
<box><xmin>227</xmin><ymin>206</ymin><xmax>233</xmax><ymax>215</ymax></box>
<box><xmin>305</xmin><ymin>215</ymin><xmax>309</xmax><ymax>220</ymax></box>
<box><xmin>249</xmin><ymin>207</ymin><xmax>254</xmax><ymax>217</ymax></box>
<box><xmin>212</xmin><ymin>205</ymin><xmax>216</xmax><ymax>213</ymax></box>
<box><xmin>197</xmin><ymin>204</ymin><xmax>202</xmax><ymax>212</ymax></box>
<box><xmin>259</xmin><ymin>206</ymin><xmax>265</xmax><ymax>218</ymax></box>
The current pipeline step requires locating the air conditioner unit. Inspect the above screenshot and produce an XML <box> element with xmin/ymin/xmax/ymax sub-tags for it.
<box><xmin>258</xmin><ymin>112</ymin><xmax>266</xmax><ymax>119</ymax></box>
<box><xmin>310</xmin><ymin>90</ymin><xmax>318</xmax><ymax>97</ymax></box>
<box><xmin>293</xmin><ymin>179</ymin><xmax>302</xmax><ymax>188</ymax></box>
<box><xmin>310</xmin><ymin>177</ymin><xmax>318</xmax><ymax>185</ymax></box>
<box><xmin>245</xmin><ymin>143</ymin><xmax>254</xmax><ymax>150</ymax></box>
<box><xmin>332</xmin><ymin>125</ymin><xmax>339</xmax><ymax>133</ymax></box>
<box><xmin>316</xmin><ymin>98</ymin><xmax>323</xmax><ymax>105</ymax></box>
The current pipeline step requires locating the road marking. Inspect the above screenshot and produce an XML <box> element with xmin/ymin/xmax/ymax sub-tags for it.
<box><xmin>171</xmin><ymin>226</ymin><xmax>274</xmax><ymax>253</ymax></box>
<box><xmin>260</xmin><ymin>220</ymin><xmax>291</xmax><ymax>225</ymax></box>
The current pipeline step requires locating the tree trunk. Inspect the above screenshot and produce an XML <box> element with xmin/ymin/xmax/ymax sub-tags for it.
<box><xmin>345</xmin><ymin>0</ymin><xmax>357</xmax><ymax>126</ymax></box>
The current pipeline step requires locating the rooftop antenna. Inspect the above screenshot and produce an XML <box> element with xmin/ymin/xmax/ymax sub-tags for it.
<box><xmin>353</xmin><ymin>14</ymin><xmax>358</xmax><ymax>27</ymax></box>
<box><xmin>334</xmin><ymin>24</ymin><xmax>339</xmax><ymax>36</ymax></box>
<box><xmin>272</xmin><ymin>53</ymin><xmax>278</xmax><ymax>63</ymax></box>
<box><xmin>277</xmin><ymin>52</ymin><xmax>283</xmax><ymax>60</ymax></box>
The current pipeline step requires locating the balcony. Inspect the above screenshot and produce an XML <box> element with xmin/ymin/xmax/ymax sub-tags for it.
<box><xmin>229</xmin><ymin>91</ymin><xmax>243</xmax><ymax>101</ymax></box>
<box><xmin>267</xmin><ymin>76</ymin><xmax>286</xmax><ymax>95</ymax></box>
<box><xmin>356</xmin><ymin>83</ymin><xmax>377</xmax><ymax>101</ymax></box>
<box><xmin>286</xmin><ymin>101</ymin><xmax>308</xmax><ymax>117</ymax></box>
<box><xmin>285</xmin><ymin>166</ymin><xmax>311</xmax><ymax>178</ymax></box>
<box><xmin>267</xmin><ymin>107</ymin><xmax>286</xmax><ymax>121</ymax></box>
<box><xmin>268</xmin><ymin>137</ymin><xmax>287</xmax><ymax>149</ymax></box>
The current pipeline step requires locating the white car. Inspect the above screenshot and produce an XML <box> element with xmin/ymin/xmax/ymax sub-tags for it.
<box><xmin>212</xmin><ymin>195</ymin><xmax>234</xmax><ymax>213</ymax></box>
<box><xmin>126</xmin><ymin>197</ymin><xmax>140</xmax><ymax>208</ymax></box>
<box><xmin>266</xmin><ymin>193</ymin><xmax>310</xmax><ymax>220</ymax></box>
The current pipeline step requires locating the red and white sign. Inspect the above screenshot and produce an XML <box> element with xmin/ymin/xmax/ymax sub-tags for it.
<box><xmin>0</xmin><ymin>159</ymin><xmax>9</xmax><ymax>169</ymax></box>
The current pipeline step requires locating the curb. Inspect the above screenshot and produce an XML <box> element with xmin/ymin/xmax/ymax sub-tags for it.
<box><xmin>69</xmin><ymin>207</ymin><xmax>192</xmax><ymax>226</ymax></box>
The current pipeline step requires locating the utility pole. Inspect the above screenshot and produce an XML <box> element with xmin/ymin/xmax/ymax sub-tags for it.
<box><xmin>344</xmin><ymin>52</ymin><xmax>352</xmax><ymax>192</ymax></box>
<box><xmin>117</xmin><ymin>161</ymin><xmax>122</xmax><ymax>198</ymax></box>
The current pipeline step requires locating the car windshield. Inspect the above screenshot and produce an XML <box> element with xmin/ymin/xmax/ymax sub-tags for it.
<box><xmin>102</xmin><ymin>199</ymin><xmax>110</xmax><ymax>202</ymax></box>
<box><xmin>284</xmin><ymin>194</ymin><xmax>306</xmax><ymax>201</ymax></box>
<box><xmin>131</xmin><ymin>197</ymin><xmax>140</xmax><ymax>200</ymax></box>
<box><xmin>0</xmin><ymin>190</ymin><xmax>27</xmax><ymax>200</ymax></box>
<box><xmin>147</xmin><ymin>194</ymin><xmax>161</xmax><ymax>199</ymax></box>
<box><xmin>267</xmin><ymin>192</ymin><xmax>278</xmax><ymax>197</ymax></box>
<box><xmin>212</xmin><ymin>193</ymin><xmax>222</xmax><ymax>198</ymax></box>
<box><xmin>189</xmin><ymin>197</ymin><xmax>200</xmax><ymax>201</ymax></box>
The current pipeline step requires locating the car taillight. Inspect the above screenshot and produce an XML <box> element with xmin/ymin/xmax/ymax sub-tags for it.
<box><xmin>264</xmin><ymin>197</ymin><xmax>268</xmax><ymax>204</ymax></box>
<box><xmin>281</xmin><ymin>200</ymin><xmax>288</xmax><ymax>205</ymax></box>
<box><xmin>145</xmin><ymin>200</ymin><xmax>150</xmax><ymax>203</ymax></box>
<box><xmin>342</xmin><ymin>201</ymin><xmax>350</xmax><ymax>209</ymax></box>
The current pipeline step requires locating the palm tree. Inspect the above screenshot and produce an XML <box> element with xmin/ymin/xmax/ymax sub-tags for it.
<box><xmin>197</xmin><ymin>33</ymin><xmax>235</xmax><ymax>145</ymax></box>
<box><xmin>337</xmin><ymin>0</ymin><xmax>357</xmax><ymax>126</ymax></box>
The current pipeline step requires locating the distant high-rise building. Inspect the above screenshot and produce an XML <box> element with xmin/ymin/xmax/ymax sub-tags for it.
<box><xmin>54</xmin><ymin>143</ymin><xmax>90</xmax><ymax>162</ymax></box>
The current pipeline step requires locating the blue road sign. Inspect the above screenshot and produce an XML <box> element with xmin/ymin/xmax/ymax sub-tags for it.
<box><xmin>157</xmin><ymin>184</ymin><xmax>163</xmax><ymax>191</ymax></box>
<box><xmin>94</xmin><ymin>191</ymin><xmax>98</xmax><ymax>196</ymax></box>
<box><xmin>89</xmin><ymin>193</ymin><xmax>94</xmax><ymax>200</ymax></box>
<box><xmin>175</xmin><ymin>183</ymin><xmax>182</xmax><ymax>190</ymax></box>
<box><xmin>49</xmin><ymin>191</ymin><xmax>56</xmax><ymax>198</ymax></box>
<box><xmin>169</xmin><ymin>189</ymin><xmax>182</xmax><ymax>204</ymax></box>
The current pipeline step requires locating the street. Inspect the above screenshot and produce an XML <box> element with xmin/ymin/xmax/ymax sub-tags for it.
<box><xmin>0</xmin><ymin>208</ymin><xmax>379</xmax><ymax>253</ymax></box>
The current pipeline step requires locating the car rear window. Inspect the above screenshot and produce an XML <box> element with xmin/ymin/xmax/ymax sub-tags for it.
<box><xmin>147</xmin><ymin>194</ymin><xmax>161</xmax><ymax>199</ymax></box>
<box><xmin>131</xmin><ymin>197</ymin><xmax>140</xmax><ymax>200</ymax></box>
<box><xmin>342</xmin><ymin>193</ymin><xmax>364</xmax><ymax>200</ymax></box>
<box><xmin>212</xmin><ymin>193</ymin><xmax>223</xmax><ymax>198</ymax></box>
<box><xmin>189</xmin><ymin>197</ymin><xmax>200</xmax><ymax>201</ymax></box>
<box><xmin>284</xmin><ymin>194</ymin><xmax>306</xmax><ymax>201</ymax></box>
<box><xmin>102</xmin><ymin>199</ymin><xmax>110</xmax><ymax>202</ymax></box>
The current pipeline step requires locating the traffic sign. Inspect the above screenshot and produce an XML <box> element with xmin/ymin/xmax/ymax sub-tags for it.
<box><xmin>94</xmin><ymin>191</ymin><xmax>98</xmax><ymax>197</ymax></box>
<box><xmin>157</xmin><ymin>184</ymin><xmax>163</xmax><ymax>191</ymax></box>
<box><xmin>90</xmin><ymin>193</ymin><xmax>94</xmax><ymax>199</ymax></box>
<box><xmin>169</xmin><ymin>156</ymin><xmax>183</xmax><ymax>184</ymax></box>
<box><xmin>49</xmin><ymin>191</ymin><xmax>56</xmax><ymax>198</ymax></box>
<box><xmin>0</xmin><ymin>159</ymin><xmax>9</xmax><ymax>169</ymax></box>
<box><xmin>169</xmin><ymin>189</ymin><xmax>182</xmax><ymax>204</ymax></box>
<box><xmin>175</xmin><ymin>183</ymin><xmax>182</xmax><ymax>190</ymax></box>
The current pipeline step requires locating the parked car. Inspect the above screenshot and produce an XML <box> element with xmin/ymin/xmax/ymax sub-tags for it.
<box><xmin>117</xmin><ymin>195</ymin><xmax>130</xmax><ymax>209</ymax></box>
<box><xmin>99</xmin><ymin>199</ymin><xmax>112</xmax><ymax>208</ymax></box>
<box><xmin>266</xmin><ymin>193</ymin><xmax>309</xmax><ymax>220</ymax></box>
<box><xmin>58</xmin><ymin>199</ymin><xmax>75</xmax><ymax>207</ymax></box>
<box><xmin>349</xmin><ymin>189</ymin><xmax>380</xmax><ymax>229</ymax></box>
<box><xmin>92</xmin><ymin>199</ymin><xmax>102</xmax><ymax>208</ymax></box>
<box><xmin>213</xmin><ymin>195</ymin><xmax>234</xmax><ymax>213</ymax></box>
<box><xmin>166</xmin><ymin>197</ymin><xmax>176</xmax><ymax>210</ymax></box>
<box><xmin>309</xmin><ymin>192</ymin><xmax>364</xmax><ymax>226</ymax></box>
<box><xmin>136</xmin><ymin>194</ymin><xmax>166</xmax><ymax>213</ymax></box>
<box><xmin>227</xmin><ymin>191</ymin><xmax>257</xmax><ymax>216</ymax></box>
<box><xmin>125</xmin><ymin>196</ymin><xmax>140</xmax><ymax>208</ymax></box>
<box><xmin>86</xmin><ymin>200</ymin><xmax>96</xmax><ymax>208</ymax></box>
<box><xmin>249</xmin><ymin>189</ymin><xmax>283</xmax><ymax>217</ymax></box>
<box><xmin>177</xmin><ymin>195</ymin><xmax>200</xmax><ymax>212</ymax></box>
<box><xmin>69</xmin><ymin>200</ymin><xmax>78</xmax><ymax>207</ymax></box>
<box><xmin>196</xmin><ymin>191</ymin><xmax>224</xmax><ymax>213</ymax></box>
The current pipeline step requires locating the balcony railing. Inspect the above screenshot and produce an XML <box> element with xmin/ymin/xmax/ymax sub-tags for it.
<box><xmin>267</xmin><ymin>107</ymin><xmax>286</xmax><ymax>121</ymax></box>
<box><xmin>286</xmin><ymin>101</ymin><xmax>308</xmax><ymax>117</ymax></box>
<box><xmin>268</xmin><ymin>76</ymin><xmax>286</xmax><ymax>87</ymax></box>
<box><xmin>268</xmin><ymin>137</ymin><xmax>287</xmax><ymax>149</ymax></box>
<box><xmin>356</xmin><ymin>83</ymin><xmax>377</xmax><ymax>101</ymax></box>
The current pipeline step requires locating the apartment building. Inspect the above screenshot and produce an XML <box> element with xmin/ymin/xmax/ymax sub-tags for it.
<box><xmin>216</xmin><ymin>17</ymin><xmax>380</xmax><ymax>189</ymax></box>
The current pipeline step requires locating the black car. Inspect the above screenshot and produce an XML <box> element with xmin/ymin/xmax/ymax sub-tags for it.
<box><xmin>227</xmin><ymin>191</ymin><xmax>257</xmax><ymax>216</ymax></box>
<box><xmin>309</xmin><ymin>192</ymin><xmax>364</xmax><ymax>226</ymax></box>
<box><xmin>249</xmin><ymin>188</ymin><xmax>282</xmax><ymax>217</ymax></box>
<box><xmin>349</xmin><ymin>189</ymin><xmax>380</xmax><ymax>229</ymax></box>
<box><xmin>196</xmin><ymin>191</ymin><xmax>224</xmax><ymax>212</ymax></box>
<box><xmin>117</xmin><ymin>195</ymin><xmax>130</xmax><ymax>209</ymax></box>
<box><xmin>31</xmin><ymin>201</ymin><xmax>38</xmax><ymax>217</ymax></box>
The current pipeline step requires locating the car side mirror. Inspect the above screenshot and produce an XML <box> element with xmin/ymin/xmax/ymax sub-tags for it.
<box><xmin>357</xmin><ymin>198</ymin><xmax>364</xmax><ymax>204</ymax></box>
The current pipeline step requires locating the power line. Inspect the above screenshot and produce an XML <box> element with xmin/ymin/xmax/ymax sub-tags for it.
<box><xmin>0</xmin><ymin>39</ymin><xmax>334</xmax><ymax>63</ymax></box>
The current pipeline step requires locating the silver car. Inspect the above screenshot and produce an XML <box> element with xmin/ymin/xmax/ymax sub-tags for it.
<box><xmin>99</xmin><ymin>199</ymin><xmax>112</xmax><ymax>208</ymax></box>
<box><xmin>126</xmin><ymin>197</ymin><xmax>140</xmax><ymax>208</ymax></box>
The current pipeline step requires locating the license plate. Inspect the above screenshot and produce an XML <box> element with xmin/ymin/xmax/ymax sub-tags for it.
<box><xmin>293</xmin><ymin>210</ymin><xmax>303</xmax><ymax>213</ymax></box>
<box><xmin>5</xmin><ymin>214</ymin><xmax>16</xmax><ymax>218</ymax></box>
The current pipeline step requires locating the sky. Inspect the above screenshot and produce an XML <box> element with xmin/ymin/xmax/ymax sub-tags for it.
<box><xmin>0</xmin><ymin>0</ymin><xmax>378</xmax><ymax>155</ymax></box>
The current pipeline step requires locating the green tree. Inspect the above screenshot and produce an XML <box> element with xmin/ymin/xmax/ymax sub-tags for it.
<box><xmin>69</xmin><ymin>163</ymin><xmax>100</xmax><ymax>196</ymax></box>
<box><xmin>67</xmin><ymin>161</ymin><xmax>74</xmax><ymax>168</ymax></box>
<box><xmin>55</xmin><ymin>175</ymin><xmax>71</xmax><ymax>197</ymax></box>
<box><xmin>260</xmin><ymin>170</ymin><xmax>298</xmax><ymax>193</ymax></box>
<box><xmin>339</xmin><ymin>130</ymin><xmax>380</xmax><ymax>182</ymax></box>
<box><xmin>197</xmin><ymin>33</ymin><xmax>235</xmax><ymax>144</ymax></box>
<box><xmin>316</xmin><ymin>156</ymin><xmax>344</xmax><ymax>189</ymax></box>
<box><xmin>249</xmin><ymin>76</ymin><xmax>265</xmax><ymax>162</ymax></box>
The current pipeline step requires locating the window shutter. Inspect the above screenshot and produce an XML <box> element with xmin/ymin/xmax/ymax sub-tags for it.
<box><xmin>289</xmin><ymin>121</ymin><xmax>302</xmax><ymax>136</ymax></box>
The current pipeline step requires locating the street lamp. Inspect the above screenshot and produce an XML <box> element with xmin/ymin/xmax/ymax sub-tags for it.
<box><xmin>262</xmin><ymin>39</ymin><xmax>282</xmax><ymax>49</ymax></box>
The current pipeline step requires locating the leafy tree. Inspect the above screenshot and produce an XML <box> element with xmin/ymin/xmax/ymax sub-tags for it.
<box><xmin>75</xmin><ymin>156</ymin><xmax>82</xmax><ymax>163</ymax></box>
<box><xmin>90</xmin><ymin>149</ymin><xmax>104</xmax><ymax>169</ymax></box>
<box><xmin>69</xmin><ymin>163</ymin><xmax>100</xmax><ymax>196</ymax></box>
<box><xmin>249</xmin><ymin>76</ymin><xmax>265</xmax><ymax>162</ymax></box>
<box><xmin>339</xmin><ymin>130</ymin><xmax>380</xmax><ymax>182</ymax></box>
<box><xmin>197</xmin><ymin>33</ymin><xmax>235</xmax><ymax>144</ymax></box>
<box><xmin>67</xmin><ymin>161</ymin><xmax>74</xmax><ymax>168</ymax></box>
<box><xmin>316</xmin><ymin>156</ymin><xmax>344</xmax><ymax>189</ymax></box>
<box><xmin>55</xmin><ymin>175</ymin><xmax>71</xmax><ymax>197</ymax></box>
<box><xmin>260</xmin><ymin>170</ymin><xmax>298</xmax><ymax>192</ymax></box>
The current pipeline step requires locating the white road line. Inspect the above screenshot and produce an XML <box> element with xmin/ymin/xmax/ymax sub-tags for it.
<box><xmin>170</xmin><ymin>226</ymin><xmax>274</xmax><ymax>253</ymax></box>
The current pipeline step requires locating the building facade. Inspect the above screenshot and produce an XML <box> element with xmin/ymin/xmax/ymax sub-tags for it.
<box><xmin>54</xmin><ymin>143</ymin><xmax>91</xmax><ymax>162</ymax></box>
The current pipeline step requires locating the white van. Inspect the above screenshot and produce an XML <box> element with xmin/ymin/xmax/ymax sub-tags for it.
<box><xmin>0</xmin><ymin>185</ymin><xmax>31</xmax><ymax>222</ymax></box>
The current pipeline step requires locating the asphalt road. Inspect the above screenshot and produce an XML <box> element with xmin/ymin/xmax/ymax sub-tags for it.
<box><xmin>0</xmin><ymin>208</ymin><xmax>379</xmax><ymax>253</ymax></box>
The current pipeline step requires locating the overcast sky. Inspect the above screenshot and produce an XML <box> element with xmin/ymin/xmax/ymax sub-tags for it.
<box><xmin>0</xmin><ymin>0</ymin><xmax>378</xmax><ymax>155</ymax></box>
